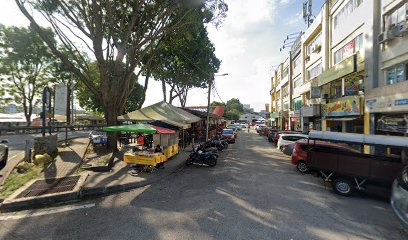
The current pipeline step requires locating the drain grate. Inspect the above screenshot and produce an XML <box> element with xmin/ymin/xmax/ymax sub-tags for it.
<box><xmin>16</xmin><ymin>176</ymin><xmax>81</xmax><ymax>199</ymax></box>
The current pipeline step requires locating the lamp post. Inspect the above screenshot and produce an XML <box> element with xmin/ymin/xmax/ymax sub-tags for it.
<box><xmin>206</xmin><ymin>73</ymin><xmax>228</xmax><ymax>141</ymax></box>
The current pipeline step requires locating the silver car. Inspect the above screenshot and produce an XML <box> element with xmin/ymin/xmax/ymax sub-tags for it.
<box><xmin>0</xmin><ymin>139</ymin><xmax>9</xmax><ymax>170</ymax></box>
<box><xmin>391</xmin><ymin>165</ymin><xmax>408</xmax><ymax>229</ymax></box>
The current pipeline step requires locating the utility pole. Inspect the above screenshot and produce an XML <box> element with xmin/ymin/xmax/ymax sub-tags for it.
<box><xmin>205</xmin><ymin>73</ymin><xmax>228</xmax><ymax>141</ymax></box>
<box><xmin>205</xmin><ymin>80</ymin><xmax>212</xmax><ymax>142</ymax></box>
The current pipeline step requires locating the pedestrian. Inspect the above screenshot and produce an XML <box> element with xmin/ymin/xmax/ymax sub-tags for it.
<box><xmin>247</xmin><ymin>123</ymin><xmax>250</xmax><ymax>133</ymax></box>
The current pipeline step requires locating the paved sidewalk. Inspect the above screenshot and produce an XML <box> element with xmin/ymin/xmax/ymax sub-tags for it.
<box><xmin>42</xmin><ymin>138</ymin><xmax>90</xmax><ymax>179</ymax></box>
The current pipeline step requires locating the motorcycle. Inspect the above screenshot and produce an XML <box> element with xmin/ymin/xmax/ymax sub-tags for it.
<box><xmin>186</xmin><ymin>150</ymin><xmax>217</xmax><ymax>167</ymax></box>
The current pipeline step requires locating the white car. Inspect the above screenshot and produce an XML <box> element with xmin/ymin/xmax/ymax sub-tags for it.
<box><xmin>277</xmin><ymin>134</ymin><xmax>308</xmax><ymax>151</ymax></box>
<box><xmin>240</xmin><ymin>123</ymin><xmax>248</xmax><ymax>128</ymax></box>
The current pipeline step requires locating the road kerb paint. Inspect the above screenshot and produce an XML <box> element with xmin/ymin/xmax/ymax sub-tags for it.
<box><xmin>0</xmin><ymin>203</ymin><xmax>96</xmax><ymax>220</ymax></box>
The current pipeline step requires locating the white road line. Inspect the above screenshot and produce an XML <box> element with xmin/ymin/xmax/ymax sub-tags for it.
<box><xmin>0</xmin><ymin>203</ymin><xmax>96</xmax><ymax>220</ymax></box>
<box><xmin>7</xmin><ymin>152</ymin><xmax>23</xmax><ymax>161</ymax></box>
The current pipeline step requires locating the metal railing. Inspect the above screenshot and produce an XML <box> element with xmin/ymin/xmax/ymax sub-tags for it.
<box><xmin>0</xmin><ymin>125</ymin><xmax>104</xmax><ymax>136</ymax></box>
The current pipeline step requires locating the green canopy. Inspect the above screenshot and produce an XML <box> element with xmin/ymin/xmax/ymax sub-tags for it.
<box><xmin>103</xmin><ymin>124</ymin><xmax>156</xmax><ymax>134</ymax></box>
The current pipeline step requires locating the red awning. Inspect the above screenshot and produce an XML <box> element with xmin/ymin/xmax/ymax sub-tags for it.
<box><xmin>149</xmin><ymin>125</ymin><xmax>177</xmax><ymax>134</ymax></box>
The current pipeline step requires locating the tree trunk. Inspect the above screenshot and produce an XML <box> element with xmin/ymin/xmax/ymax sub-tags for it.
<box><xmin>137</xmin><ymin>72</ymin><xmax>151</xmax><ymax>109</ymax></box>
<box><xmin>161</xmin><ymin>80</ymin><xmax>167</xmax><ymax>102</ymax></box>
<box><xmin>104</xmin><ymin>103</ymin><xmax>120</xmax><ymax>151</ymax></box>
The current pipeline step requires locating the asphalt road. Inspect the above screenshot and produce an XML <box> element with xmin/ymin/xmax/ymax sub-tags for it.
<box><xmin>1</xmin><ymin>131</ymin><xmax>89</xmax><ymax>159</ymax></box>
<box><xmin>0</xmin><ymin>130</ymin><xmax>407</xmax><ymax>239</ymax></box>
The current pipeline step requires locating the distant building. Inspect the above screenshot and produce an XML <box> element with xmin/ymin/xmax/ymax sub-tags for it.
<box><xmin>239</xmin><ymin>113</ymin><xmax>263</xmax><ymax>123</ymax></box>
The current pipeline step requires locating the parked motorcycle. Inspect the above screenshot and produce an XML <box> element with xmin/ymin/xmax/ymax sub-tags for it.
<box><xmin>195</xmin><ymin>144</ymin><xmax>219</xmax><ymax>158</ymax></box>
<box><xmin>186</xmin><ymin>150</ymin><xmax>217</xmax><ymax>167</ymax></box>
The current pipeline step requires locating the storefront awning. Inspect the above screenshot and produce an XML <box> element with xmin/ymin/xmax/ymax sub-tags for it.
<box><xmin>118</xmin><ymin>101</ymin><xmax>201</xmax><ymax>129</ymax></box>
<box><xmin>149</xmin><ymin>125</ymin><xmax>177</xmax><ymax>134</ymax></box>
<box><xmin>103</xmin><ymin>124</ymin><xmax>156</xmax><ymax>133</ymax></box>
<box><xmin>325</xmin><ymin>117</ymin><xmax>359</xmax><ymax>121</ymax></box>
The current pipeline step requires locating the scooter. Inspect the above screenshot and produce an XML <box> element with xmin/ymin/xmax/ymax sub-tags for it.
<box><xmin>186</xmin><ymin>150</ymin><xmax>217</xmax><ymax>167</ymax></box>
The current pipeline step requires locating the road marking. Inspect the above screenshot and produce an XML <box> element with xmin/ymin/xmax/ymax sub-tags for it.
<box><xmin>0</xmin><ymin>203</ymin><xmax>95</xmax><ymax>220</ymax></box>
<box><xmin>7</xmin><ymin>152</ymin><xmax>23</xmax><ymax>161</ymax></box>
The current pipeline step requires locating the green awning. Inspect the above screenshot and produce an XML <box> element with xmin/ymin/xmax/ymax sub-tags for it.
<box><xmin>103</xmin><ymin>124</ymin><xmax>156</xmax><ymax>133</ymax></box>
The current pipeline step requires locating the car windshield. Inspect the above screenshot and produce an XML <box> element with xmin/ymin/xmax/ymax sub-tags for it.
<box><xmin>223</xmin><ymin>130</ymin><xmax>234</xmax><ymax>134</ymax></box>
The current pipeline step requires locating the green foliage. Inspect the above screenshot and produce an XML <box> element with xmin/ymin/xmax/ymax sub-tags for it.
<box><xmin>226</xmin><ymin>98</ymin><xmax>244</xmax><ymax>113</ymax></box>
<box><xmin>221</xmin><ymin>98</ymin><xmax>244</xmax><ymax>120</ymax></box>
<box><xmin>210</xmin><ymin>101</ymin><xmax>225</xmax><ymax>107</ymax></box>
<box><xmin>224</xmin><ymin>109</ymin><xmax>241</xmax><ymax>121</ymax></box>
<box><xmin>0</xmin><ymin>25</ymin><xmax>55</xmax><ymax>125</ymax></box>
<box><xmin>76</xmin><ymin>62</ymin><xmax>144</xmax><ymax>114</ymax></box>
<box><xmin>147</xmin><ymin>8</ymin><xmax>221</xmax><ymax>106</ymax></box>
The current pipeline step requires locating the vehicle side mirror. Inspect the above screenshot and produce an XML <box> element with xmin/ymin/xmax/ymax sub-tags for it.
<box><xmin>0</xmin><ymin>140</ymin><xmax>8</xmax><ymax>144</ymax></box>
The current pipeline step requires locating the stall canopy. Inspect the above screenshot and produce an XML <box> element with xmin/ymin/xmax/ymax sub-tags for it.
<box><xmin>103</xmin><ymin>124</ymin><xmax>156</xmax><ymax>133</ymax></box>
<box><xmin>149</xmin><ymin>125</ymin><xmax>177</xmax><ymax>134</ymax></box>
<box><xmin>117</xmin><ymin>101</ymin><xmax>201</xmax><ymax>129</ymax></box>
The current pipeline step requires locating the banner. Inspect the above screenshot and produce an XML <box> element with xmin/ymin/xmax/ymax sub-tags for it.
<box><xmin>377</xmin><ymin>114</ymin><xmax>408</xmax><ymax>133</ymax></box>
<box><xmin>322</xmin><ymin>96</ymin><xmax>362</xmax><ymax>117</ymax></box>
<box><xmin>54</xmin><ymin>84</ymin><xmax>68</xmax><ymax>116</ymax></box>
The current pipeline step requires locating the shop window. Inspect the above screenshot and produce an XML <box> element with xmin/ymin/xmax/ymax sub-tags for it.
<box><xmin>333</xmin><ymin>34</ymin><xmax>363</xmax><ymax>65</ymax></box>
<box><xmin>386</xmin><ymin>63</ymin><xmax>407</xmax><ymax>85</ymax></box>
<box><xmin>293</xmin><ymin>78</ymin><xmax>302</xmax><ymax>89</ymax></box>
<box><xmin>385</xmin><ymin>3</ymin><xmax>407</xmax><ymax>31</ymax></box>
<box><xmin>307</xmin><ymin>63</ymin><xmax>322</xmax><ymax>80</ymax></box>
<box><xmin>306</xmin><ymin>33</ymin><xmax>322</xmax><ymax>56</ymax></box>
<box><xmin>334</xmin><ymin>0</ymin><xmax>364</xmax><ymax>29</ymax></box>
<box><xmin>345</xmin><ymin>76</ymin><xmax>363</xmax><ymax>96</ymax></box>
<box><xmin>330</xmin><ymin>80</ymin><xmax>342</xmax><ymax>98</ymax></box>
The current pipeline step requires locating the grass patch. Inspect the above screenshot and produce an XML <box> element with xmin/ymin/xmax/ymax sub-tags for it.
<box><xmin>0</xmin><ymin>162</ymin><xmax>47</xmax><ymax>198</ymax></box>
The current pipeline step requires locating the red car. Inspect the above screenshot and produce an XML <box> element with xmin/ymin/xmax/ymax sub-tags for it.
<box><xmin>291</xmin><ymin>140</ymin><xmax>358</xmax><ymax>173</ymax></box>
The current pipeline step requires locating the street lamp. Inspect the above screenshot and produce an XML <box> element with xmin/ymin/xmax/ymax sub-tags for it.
<box><xmin>206</xmin><ymin>73</ymin><xmax>228</xmax><ymax>141</ymax></box>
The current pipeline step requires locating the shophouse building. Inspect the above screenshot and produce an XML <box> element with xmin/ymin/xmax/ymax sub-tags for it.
<box><xmin>318</xmin><ymin>0</ymin><xmax>376</xmax><ymax>134</ymax></box>
<box><xmin>365</xmin><ymin>0</ymin><xmax>408</xmax><ymax>137</ymax></box>
<box><xmin>289</xmin><ymin>34</ymin><xmax>303</xmax><ymax>131</ymax></box>
<box><xmin>300</xmin><ymin>4</ymin><xmax>330</xmax><ymax>133</ymax></box>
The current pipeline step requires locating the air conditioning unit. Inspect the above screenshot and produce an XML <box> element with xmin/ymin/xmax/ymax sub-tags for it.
<box><xmin>311</xmin><ymin>44</ymin><xmax>321</xmax><ymax>53</ymax></box>
<box><xmin>378</xmin><ymin>32</ymin><xmax>388</xmax><ymax>44</ymax></box>
<box><xmin>388</xmin><ymin>24</ymin><xmax>400</xmax><ymax>38</ymax></box>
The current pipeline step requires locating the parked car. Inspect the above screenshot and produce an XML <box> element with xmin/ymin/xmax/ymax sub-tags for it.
<box><xmin>89</xmin><ymin>130</ymin><xmax>107</xmax><ymax>145</ymax></box>
<box><xmin>391</xmin><ymin>165</ymin><xmax>408</xmax><ymax>228</ymax></box>
<box><xmin>277</xmin><ymin>134</ymin><xmax>308</xmax><ymax>151</ymax></box>
<box><xmin>234</xmin><ymin>124</ymin><xmax>242</xmax><ymax>130</ymax></box>
<box><xmin>255</xmin><ymin>124</ymin><xmax>266</xmax><ymax>132</ymax></box>
<box><xmin>0</xmin><ymin>139</ymin><xmax>9</xmax><ymax>170</ymax></box>
<box><xmin>267</xmin><ymin>129</ymin><xmax>280</xmax><ymax>142</ymax></box>
<box><xmin>240</xmin><ymin>123</ymin><xmax>248</xmax><ymax>128</ymax></box>
<box><xmin>222</xmin><ymin>129</ymin><xmax>236</xmax><ymax>143</ymax></box>
<box><xmin>282</xmin><ymin>142</ymin><xmax>296</xmax><ymax>156</ymax></box>
<box><xmin>273</xmin><ymin>131</ymin><xmax>299</xmax><ymax>145</ymax></box>
<box><xmin>306</xmin><ymin>131</ymin><xmax>406</xmax><ymax>196</ymax></box>
<box><xmin>291</xmin><ymin>139</ymin><xmax>358</xmax><ymax>174</ymax></box>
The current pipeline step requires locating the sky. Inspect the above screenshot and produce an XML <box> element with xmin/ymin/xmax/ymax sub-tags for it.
<box><xmin>0</xmin><ymin>0</ymin><xmax>324</xmax><ymax>112</ymax></box>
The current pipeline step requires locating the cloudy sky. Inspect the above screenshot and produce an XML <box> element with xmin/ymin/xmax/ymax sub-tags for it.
<box><xmin>0</xmin><ymin>0</ymin><xmax>324</xmax><ymax>112</ymax></box>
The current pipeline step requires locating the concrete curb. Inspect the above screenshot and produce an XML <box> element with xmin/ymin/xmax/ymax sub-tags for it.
<box><xmin>0</xmin><ymin>154</ymin><xmax>187</xmax><ymax>212</ymax></box>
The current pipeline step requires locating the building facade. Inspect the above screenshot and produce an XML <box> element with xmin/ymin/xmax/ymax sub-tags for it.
<box><xmin>366</xmin><ymin>0</ymin><xmax>408</xmax><ymax>137</ymax></box>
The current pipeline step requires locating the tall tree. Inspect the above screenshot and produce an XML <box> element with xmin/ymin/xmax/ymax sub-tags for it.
<box><xmin>76</xmin><ymin>62</ymin><xmax>144</xmax><ymax>114</ymax></box>
<box><xmin>15</xmin><ymin>0</ymin><xmax>227</xmax><ymax>149</ymax></box>
<box><xmin>0</xmin><ymin>25</ymin><xmax>55</xmax><ymax>126</ymax></box>
<box><xmin>149</xmin><ymin>14</ymin><xmax>221</xmax><ymax>107</ymax></box>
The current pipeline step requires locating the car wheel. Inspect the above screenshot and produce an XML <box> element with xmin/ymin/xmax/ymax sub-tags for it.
<box><xmin>296</xmin><ymin>161</ymin><xmax>308</xmax><ymax>173</ymax></box>
<box><xmin>332</xmin><ymin>178</ymin><xmax>354</xmax><ymax>196</ymax></box>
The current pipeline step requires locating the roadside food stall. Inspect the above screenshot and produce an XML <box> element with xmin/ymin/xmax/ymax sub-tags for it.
<box><xmin>103</xmin><ymin>124</ymin><xmax>179</xmax><ymax>167</ymax></box>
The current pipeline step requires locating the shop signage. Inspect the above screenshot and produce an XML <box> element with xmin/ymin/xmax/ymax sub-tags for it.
<box><xmin>366</xmin><ymin>93</ymin><xmax>408</xmax><ymax>113</ymax></box>
<box><xmin>377</xmin><ymin>114</ymin><xmax>408</xmax><ymax>133</ymax></box>
<box><xmin>270</xmin><ymin>112</ymin><xmax>280</xmax><ymax>118</ymax></box>
<box><xmin>322</xmin><ymin>96</ymin><xmax>361</xmax><ymax>117</ymax></box>
<box><xmin>302</xmin><ymin>105</ymin><xmax>321</xmax><ymax>117</ymax></box>
<box><xmin>318</xmin><ymin>54</ymin><xmax>357</xmax><ymax>87</ymax></box>
<box><xmin>294</xmin><ymin>110</ymin><xmax>301</xmax><ymax>118</ymax></box>
<box><xmin>310</xmin><ymin>87</ymin><xmax>321</xmax><ymax>98</ymax></box>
